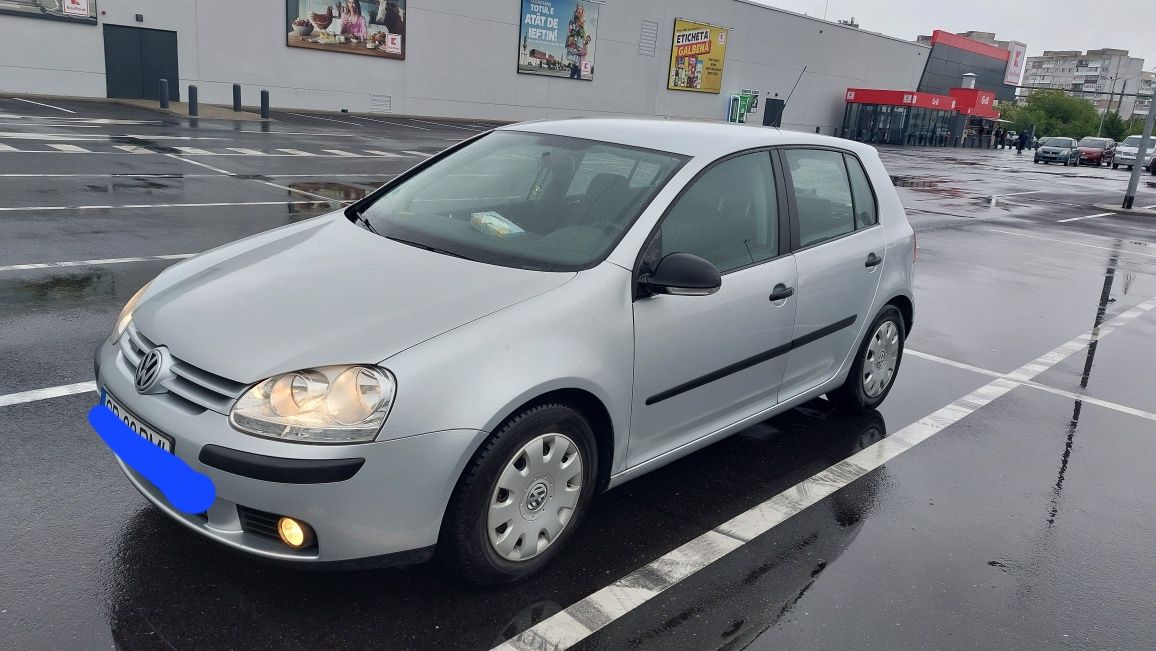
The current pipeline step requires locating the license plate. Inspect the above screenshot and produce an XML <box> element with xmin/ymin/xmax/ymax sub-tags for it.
<box><xmin>100</xmin><ymin>388</ymin><xmax>175</xmax><ymax>453</ymax></box>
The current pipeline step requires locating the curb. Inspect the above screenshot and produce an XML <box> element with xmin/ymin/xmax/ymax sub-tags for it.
<box><xmin>1093</xmin><ymin>204</ymin><xmax>1156</xmax><ymax>217</ymax></box>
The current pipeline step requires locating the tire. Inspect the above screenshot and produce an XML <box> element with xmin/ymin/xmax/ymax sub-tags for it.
<box><xmin>1113</xmin><ymin>163</ymin><xmax>1119</xmax><ymax>170</ymax></box>
<box><xmin>1062</xmin><ymin>160</ymin><xmax>1068</xmax><ymax>166</ymax></box>
<box><xmin>829</xmin><ymin>305</ymin><xmax>906</xmax><ymax>411</ymax></box>
<box><xmin>439</xmin><ymin>403</ymin><xmax>598</xmax><ymax>586</ymax></box>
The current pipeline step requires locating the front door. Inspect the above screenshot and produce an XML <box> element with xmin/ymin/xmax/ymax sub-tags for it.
<box><xmin>778</xmin><ymin>148</ymin><xmax>886</xmax><ymax>400</ymax></box>
<box><xmin>630</xmin><ymin>151</ymin><xmax>797</xmax><ymax>467</ymax></box>
<box><xmin>103</xmin><ymin>25</ymin><xmax>179</xmax><ymax>101</ymax></box>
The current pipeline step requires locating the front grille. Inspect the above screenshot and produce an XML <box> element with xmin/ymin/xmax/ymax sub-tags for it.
<box><xmin>237</xmin><ymin>505</ymin><xmax>317</xmax><ymax>549</ymax></box>
<box><xmin>118</xmin><ymin>322</ymin><xmax>248</xmax><ymax>414</ymax></box>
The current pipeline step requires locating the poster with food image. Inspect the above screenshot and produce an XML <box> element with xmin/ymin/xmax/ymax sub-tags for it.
<box><xmin>667</xmin><ymin>18</ymin><xmax>729</xmax><ymax>94</ymax></box>
<box><xmin>286</xmin><ymin>0</ymin><xmax>405</xmax><ymax>59</ymax></box>
<box><xmin>517</xmin><ymin>0</ymin><xmax>600</xmax><ymax>81</ymax></box>
<box><xmin>0</xmin><ymin>0</ymin><xmax>97</xmax><ymax>25</ymax></box>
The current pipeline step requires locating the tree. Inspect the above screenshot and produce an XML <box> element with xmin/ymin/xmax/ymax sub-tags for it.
<box><xmin>1101</xmin><ymin>112</ymin><xmax>1128</xmax><ymax>141</ymax></box>
<box><xmin>1001</xmin><ymin>90</ymin><xmax>1100</xmax><ymax>139</ymax></box>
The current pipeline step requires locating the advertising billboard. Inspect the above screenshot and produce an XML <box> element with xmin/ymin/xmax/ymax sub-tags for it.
<box><xmin>517</xmin><ymin>0</ymin><xmax>600</xmax><ymax>81</ymax></box>
<box><xmin>668</xmin><ymin>18</ymin><xmax>729</xmax><ymax>94</ymax></box>
<box><xmin>1004</xmin><ymin>41</ymin><xmax>1027</xmax><ymax>86</ymax></box>
<box><xmin>286</xmin><ymin>0</ymin><xmax>406</xmax><ymax>60</ymax></box>
<box><xmin>0</xmin><ymin>0</ymin><xmax>97</xmax><ymax>25</ymax></box>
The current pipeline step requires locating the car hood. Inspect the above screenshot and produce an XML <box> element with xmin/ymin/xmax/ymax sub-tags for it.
<box><xmin>1040</xmin><ymin>147</ymin><xmax>1069</xmax><ymax>152</ymax></box>
<box><xmin>133</xmin><ymin>214</ymin><xmax>575</xmax><ymax>383</ymax></box>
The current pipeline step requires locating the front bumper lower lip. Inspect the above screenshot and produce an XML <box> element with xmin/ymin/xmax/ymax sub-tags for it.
<box><xmin>199</xmin><ymin>444</ymin><xmax>366</xmax><ymax>484</ymax></box>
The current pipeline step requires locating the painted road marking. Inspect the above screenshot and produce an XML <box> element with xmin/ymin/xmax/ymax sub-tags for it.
<box><xmin>365</xmin><ymin>150</ymin><xmax>403</xmax><ymax>157</ymax></box>
<box><xmin>989</xmin><ymin>229</ymin><xmax>1156</xmax><ymax>259</ymax></box>
<box><xmin>402</xmin><ymin>150</ymin><xmax>432</xmax><ymax>157</ymax></box>
<box><xmin>908</xmin><ymin>350</ymin><xmax>1156</xmax><ymax>423</ymax></box>
<box><xmin>1058</xmin><ymin>212</ymin><xmax>1116</xmax><ymax>223</ymax></box>
<box><xmin>113</xmin><ymin>145</ymin><xmax>150</xmax><ymax>153</ymax></box>
<box><xmin>163</xmin><ymin>153</ymin><xmax>233</xmax><ymax>175</ymax></box>
<box><xmin>13</xmin><ymin>97</ymin><xmax>75</xmax><ymax>113</ymax></box>
<box><xmin>276</xmin><ymin>148</ymin><xmax>317</xmax><ymax>156</ymax></box>
<box><xmin>410</xmin><ymin>119</ymin><xmax>482</xmax><ymax>131</ymax></box>
<box><xmin>323</xmin><ymin>149</ymin><xmax>358</xmax><ymax>157</ymax></box>
<box><xmin>0</xmin><ymin>143</ymin><xmax>17</xmax><ymax>152</ymax></box>
<box><xmin>493</xmin><ymin>297</ymin><xmax>1156</xmax><ymax>651</ymax></box>
<box><xmin>350</xmin><ymin>115</ymin><xmax>430</xmax><ymax>130</ymax></box>
<box><xmin>283</xmin><ymin>112</ymin><xmax>364</xmax><ymax>127</ymax></box>
<box><xmin>256</xmin><ymin>181</ymin><xmax>339</xmax><ymax>202</ymax></box>
<box><xmin>173</xmin><ymin>146</ymin><xmax>215</xmax><ymax>155</ymax></box>
<box><xmin>226</xmin><ymin>148</ymin><xmax>268</xmax><ymax>155</ymax></box>
<box><xmin>47</xmin><ymin>144</ymin><xmax>91</xmax><ymax>152</ymax></box>
<box><xmin>0</xmin><ymin>254</ymin><xmax>195</xmax><ymax>272</ymax></box>
<box><xmin>0</xmin><ymin>201</ymin><xmax>328</xmax><ymax>212</ymax></box>
<box><xmin>0</xmin><ymin>382</ymin><xmax>96</xmax><ymax>408</ymax></box>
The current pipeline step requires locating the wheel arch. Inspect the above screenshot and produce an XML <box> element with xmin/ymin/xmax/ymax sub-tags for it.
<box><xmin>885</xmin><ymin>293</ymin><xmax>914</xmax><ymax>338</ymax></box>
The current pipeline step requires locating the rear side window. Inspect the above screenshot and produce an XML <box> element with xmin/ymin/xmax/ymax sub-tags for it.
<box><xmin>844</xmin><ymin>154</ymin><xmax>878</xmax><ymax>227</ymax></box>
<box><xmin>784</xmin><ymin>149</ymin><xmax>855</xmax><ymax>248</ymax></box>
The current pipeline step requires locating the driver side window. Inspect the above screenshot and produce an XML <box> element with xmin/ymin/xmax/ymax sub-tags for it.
<box><xmin>644</xmin><ymin>152</ymin><xmax>778</xmax><ymax>274</ymax></box>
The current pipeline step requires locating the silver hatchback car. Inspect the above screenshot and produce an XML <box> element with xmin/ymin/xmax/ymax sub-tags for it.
<box><xmin>95</xmin><ymin>119</ymin><xmax>914</xmax><ymax>585</ymax></box>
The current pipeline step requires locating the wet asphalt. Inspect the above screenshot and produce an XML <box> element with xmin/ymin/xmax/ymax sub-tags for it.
<box><xmin>1</xmin><ymin>97</ymin><xmax>1155</xmax><ymax>650</ymax></box>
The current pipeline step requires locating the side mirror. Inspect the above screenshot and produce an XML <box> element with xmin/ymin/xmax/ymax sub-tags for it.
<box><xmin>639</xmin><ymin>253</ymin><xmax>722</xmax><ymax>297</ymax></box>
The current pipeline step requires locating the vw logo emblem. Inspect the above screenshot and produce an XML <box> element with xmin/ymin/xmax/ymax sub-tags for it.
<box><xmin>525</xmin><ymin>481</ymin><xmax>549</xmax><ymax>512</ymax></box>
<box><xmin>135</xmin><ymin>347</ymin><xmax>169</xmax><ymax>394</ymax></box>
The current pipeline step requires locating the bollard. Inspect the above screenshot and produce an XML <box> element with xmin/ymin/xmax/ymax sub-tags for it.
<box><xmin>188</xmin><ymin>85</ymin><xmax>198</xmax><ymax>117</ymax></box>
<box><xmin>158</xmin><ymin>79</ymin><xmax>169</xmax><ymax>109</ymax></box>
<box><xmin>233</xmin><ymin>84</ymin><xmax>242</xmax><ymax>112</ymax></box>
<box><xmin>260</xmin><ymin>90</ymin><xmax>270</xmax><ymax>119</ymax></box>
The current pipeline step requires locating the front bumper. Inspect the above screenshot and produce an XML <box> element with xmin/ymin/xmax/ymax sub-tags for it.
<box><xmin>96</xmin><ymin>338</ymin><xmax>483</xmax><ymax>563</ymax></box>
<box><xmin>1036</xmin><ymin>151</ymin><xmax>1069</xmax><ymax>161</ymax></box>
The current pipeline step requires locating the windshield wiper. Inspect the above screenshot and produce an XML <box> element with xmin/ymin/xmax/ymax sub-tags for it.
<box><xmin>349</xmin><ymin>205</ymin><xmax>380</xmax><ymax>235</ymax></box>
<box><xmin>384</xmin><ymin>236</ymin><xmax>475</xmax><ymax>261</ymax></box>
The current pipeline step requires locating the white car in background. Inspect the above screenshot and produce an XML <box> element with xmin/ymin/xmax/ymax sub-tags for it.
<box><xmin>1113</xmin><ymin>134</ymin><xmax>1155</xmax><ymax>171</ymax></box>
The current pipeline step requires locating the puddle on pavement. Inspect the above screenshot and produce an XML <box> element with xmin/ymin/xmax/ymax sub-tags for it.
<box><xmin>287</xmin><ymin>181</ymin><xmax>373</xmax><ymax>215</ymax></box>
<box><xmin>889</xmin><ymin>175</ymin><xmax>967</xmax><ymax>199</ymax></box>
<box><xmin>0</xmin><ymin>270</ymin><xmax>114</xmax><ymax>306</ymax></box>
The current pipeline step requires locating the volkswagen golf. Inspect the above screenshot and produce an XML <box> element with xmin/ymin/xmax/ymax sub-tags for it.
<box><xmin>94</xmin><ymin>119</ymin><xmax>915</xmax><ymax>585</ymax></box>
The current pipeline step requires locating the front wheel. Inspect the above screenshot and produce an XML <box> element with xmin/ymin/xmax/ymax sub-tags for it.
<box><xmin>1113</xmin><ymin>163</ymin><xmax>1119</xmax><ymax>170</ymax></box>
<box><xmin>829</xmin><ymin>306</ymin><xmax>906</xmax><ymax>411</ymax></box>
<box><xmin>439</xmin><ymin>403</ymin><xmax>597</xmax><ymax>586</ymax></box>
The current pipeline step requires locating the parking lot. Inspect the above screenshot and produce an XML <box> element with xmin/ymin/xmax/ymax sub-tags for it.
<box><xmin>2</xmin><ymin>97</ymin><xmax>1156</xmax><ymax>650</ymax></box>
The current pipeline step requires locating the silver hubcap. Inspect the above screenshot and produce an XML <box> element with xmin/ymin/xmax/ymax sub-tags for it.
<box><xmin>487</xmin><ymin>433</ymin><xmax>583</xmax><ymax>562</ymax></box>
<box><xmin>862</xmin><ymin>320</ymin><xmax>900</xmax><ymax>398</ymax></box>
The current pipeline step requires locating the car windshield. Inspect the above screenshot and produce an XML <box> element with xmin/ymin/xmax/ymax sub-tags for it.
<box><xmin>1046</xmin><ymin>138</ymin><xmax>1075</xmax><ymax>148</ymax></box>
<box><xmin>358</xmin><ymin>131</ymin><xmax>686</xmax><ymax>272</ymax></box>
<box><xmin>1121</xmin><ymin>135</ymin><xmax>1146</xmax><ymax>147</ymax></box>
<box><xmin>1078</xmin><ymin>138</ymin><xmax>1109</xmax><ymax>148</ymax></box>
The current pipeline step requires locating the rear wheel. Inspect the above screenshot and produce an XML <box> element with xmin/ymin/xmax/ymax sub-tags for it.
<box><xmin>439</xmin><ymin>403</ymin><xmax>597</xmax><ymax>586</ymax></box>
<box><xmin>829</xmin><ymin>306</ymin><xmax>905</xmax><ymax>411</ymax></box>
<box><xmin>1113</xmin><ymin>163</ymin><xmax>1120</xmax><ymax>170</ymax></box>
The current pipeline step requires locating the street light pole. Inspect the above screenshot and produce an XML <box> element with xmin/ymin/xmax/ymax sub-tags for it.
<box><xmin>1122</xmin><ymin>101</ymin><xmax>1154</xmax><ymax>209</ymax></box>
<box><xmin>1098</xmin><ymin>75</ymin><xmax>1120</xmax><ymax>137</ymax></box>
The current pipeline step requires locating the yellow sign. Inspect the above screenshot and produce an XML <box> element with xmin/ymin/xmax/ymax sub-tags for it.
<box><xmin>668</xmin><ymin>19</ymin><xmax>729</xmax><ymax>94</ymax></box>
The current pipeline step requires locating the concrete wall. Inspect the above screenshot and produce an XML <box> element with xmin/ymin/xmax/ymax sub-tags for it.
<box><xmin>0</xmin><ymin>0</ymin><xmax>929</xmax><ymax>131</ymax></box>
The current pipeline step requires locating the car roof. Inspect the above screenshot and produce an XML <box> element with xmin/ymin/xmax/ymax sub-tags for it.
<box><xmin>498</xmin><ymin>118</ymin><xmax>875</xmax><ymax>159</ymax></box>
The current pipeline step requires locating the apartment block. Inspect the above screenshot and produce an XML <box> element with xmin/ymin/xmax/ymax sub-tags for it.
<box><xmin>1021</xmin><ymin>49</ymin><xmax>1146</xmax><ymax>116</ymax></box>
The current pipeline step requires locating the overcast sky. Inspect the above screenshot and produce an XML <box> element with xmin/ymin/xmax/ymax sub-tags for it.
<box><xmin>752</xmin><ymin>0</ymin><xmax>1156</xmax><ymax>64</ymax></box>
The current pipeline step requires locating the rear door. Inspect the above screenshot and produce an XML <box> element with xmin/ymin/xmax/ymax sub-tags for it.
<box><xmin>629</xmin><ymin>151</ymin><xmax>797</xmax><ymax>466</ymax></box>
<box><xmin>777</xmin><ymin>148</ymin><xmax>885</xmax><ymax>401</ymax></box>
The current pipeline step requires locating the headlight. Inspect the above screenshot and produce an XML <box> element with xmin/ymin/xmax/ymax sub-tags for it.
<box><xmin>113</xmin><ymin>281</ymin><xmax>152</xmax><ymax>343</ymax></box>
<box><xmin>229</xmin><ymin>366</ymin><xmax>396</xmax><ymax>444</ymax></box>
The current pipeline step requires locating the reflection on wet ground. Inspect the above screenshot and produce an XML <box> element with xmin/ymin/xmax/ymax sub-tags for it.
<box><xmin>102</xmin><ymin>405</ymin><xmax>886</xmax><ymax>649</ymax></box>
<box><xmin>287</xmin><ymin>181</ymin><xmax>375</xmax><ymax>214</ymax></box>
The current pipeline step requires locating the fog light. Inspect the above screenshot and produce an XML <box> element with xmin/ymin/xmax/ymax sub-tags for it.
<box><xmin>276</xmin><ymin>516</ymin><xmax>314</xmax><ymax>548</ymax></box>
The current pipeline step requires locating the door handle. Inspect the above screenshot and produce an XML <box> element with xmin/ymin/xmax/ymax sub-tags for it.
<box><xmin>769</xmin><ymin>284</ymin><xmax>794</xmax><ymax>302</ymax></box>
<box><xmin>865</xmin><ymin>253</ymin><xmax>882</xmax><ymax>268</ymax></box>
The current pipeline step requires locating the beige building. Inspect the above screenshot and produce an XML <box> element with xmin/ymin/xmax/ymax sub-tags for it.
<box><xmin>1021</xmin><ymin>49</ymin><xmax>1146</xmax><ymax>116</ymax></box>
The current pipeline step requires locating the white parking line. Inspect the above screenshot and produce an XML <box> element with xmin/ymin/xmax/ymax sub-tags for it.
<box><xmin>0</xmin><ymin>382</ymin><xmax>96</xmax><ymax>408</ymax></box>
<box><xmin>365</xmin><ymin>150</ymin><xmax>403</xmax><ymax>157</ymax></box>
<box><xmin>402</xmin><ymin>150</ymin><xmax>432</xmax><ymax>157</ymax></box>
<box><xmin>410</xmin><ymin>119</ymin><xmax>481</xmax><ymax>131</ymax></box>
<box><xmin>47</xmin><ymin>144</ymin><xmax>91</xmax><ymax>152</ymax></box>
<box><xmin>113</xmin><ymin>145</ymin><xmax>150</xmax><ymax>153</ymax></box>
<box><xmin>173</xmin><ymin>146</ymin><xmax>215</xmax><ymax>155</ymax></box>
<box><xmin>256</xmin><ymin>180</ymin><xmax>342</xmax><ymax>202</ymax></box>
<box><xmin>907</xmin><ymin>350</ymin><xmax>1156</xmax><ymax>422</ymax></box>
<box><xmin>989</xmin><ymin>228</ymin><xmax>1156</xmax><ymax>259</ymax></box>
<box><xmin>1058</xmin><ymin>212</ymin><xmax>1116</xmax><ymax>223</ymax></box>
<box><xmin>283</xmin><ymin>112</ymin><xmax>364</xmax><ymax>127</ymax></box>
<box><xmin>12</xmin><ymin>97</ymin><xmax>75</xmax><ymax>113</ymax></box>
<box><xmin>0</xmin><ymin>143</ymin><xmax>17</xmax><ymax>152</ymax></box>
<box><xmin>494</xmin><ymin>296</ymin><xmax>1156</xmax><ymax>651</ymax></box>
<box><xmin>323</xmin><ymin>149</ymin><xmax>359</xmax><ymax>157</ymax></box>
<box><xmin>0</xmin><ymin>254</ymin><xmax>195</xmax><ymax>272</ymax></box>
<box><xmin>163</xmin><ymin>153</ymin><xmax>233</xmax><ymax>175</ymax></box>
<box><xmin>0</xmin><ymin>200</ymin><xmax>325</xmax><ymax>212</ymax></box>
<box><xmin>226</xmin><ymin>148</ymin><xmax>268</xmax><ymax>156</ymax></box>
<box><xmin>276</xmin><ymin>148</ymin><xmax>317</xmax><ymax>156</ymax></box>
<box><xmin>349</xmin><ymin>115</ymin><xmax>430</xmax><ymax>130</ymax></box>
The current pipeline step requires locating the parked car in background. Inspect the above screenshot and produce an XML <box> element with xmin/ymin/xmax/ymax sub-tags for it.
<box><xmin>1034</xmin><ymin>137</ymin><xmax>1080</xmax><ymax>165</ymax></box>
<box><xmin>1113</xmin><ymin>134</ymin><xmax>1155</xmax><ymax>171</ymax></box>
<box><xmin>94</xmin><ymin>119</ymin><xmax>916</xmax><ymax>585</ymax></box>
<box><xmin>1077</xmin><ymin>137</ymin><xmax>1115</xmax><ymax>166</ymax></box>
